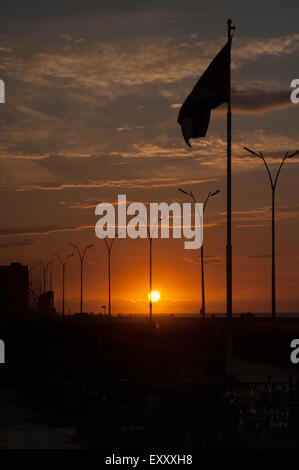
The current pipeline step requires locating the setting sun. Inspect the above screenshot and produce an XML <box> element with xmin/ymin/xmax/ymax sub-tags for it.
<box><xmin>148</xmin><ymin>291</ymin><xmax>161</xmax><ymax>302</ymax></box>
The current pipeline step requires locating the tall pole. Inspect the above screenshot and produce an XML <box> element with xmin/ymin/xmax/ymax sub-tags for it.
<box><xmin>104</xmin><ymin>238</ymin><xmax>116</xmax><ymax>317</ymax></box>
<box><xmin>45</xmin><ymin>261</ymin><xmax>53</xmax><ymax>292</ymax></box>
<box><xmin>149</xmin><ymin>236</ymin><xmax>152</xmax><ymax>319</ymax></box>
<box><xmin>80</xmin><ymin>257</ymin><xmax>83</xmax><ymax>314</ymax></box>
<box><xmin>244</xmin><ymin>148</ymin><xmax>298</xmax><ymax>320</ymax></box>
<box><xmin>29</xmin><ymin>265</ymin><xmax>35</xmax><ymax>313</ymax></box>
<box><xmin>200</xmin><ymin>240</ymin><xmax>205</xmax><ymax>316</ymax></box>
<box><xmin>144</xmin><ymin>216</ymin><xmax>163</xmax><ymax>320</ymax></box>
<box><xmin>49</xmin><ymin>264</ymin><xmax>53</xmax><ymax>291</ymax></box>
<box><xmin>62</xmin><ymin>265</ymin><xmax>65</xmax><ymax>316</ymax></box>
<box><xmin>108</xmin><ymin>249</ymin><xmax>111</xmax><ymax>316</ymax></box>
<box><xmin>271</xmin><ymin>188</ymin><xmax>275</xmax><ymax>319</ymax></box>
<box><xmin>178</xmin><ymin>188</ymin><xmax>220</xmax><ymax>317</ymax></box>
<box><xmin>53</xmin><ymin>253</ymin><xmax>73</xmax><ymax>317</ymax></box>
<box><xmin>43</xmin><ymin>266</ymin><xmax>46</xmax><ymax>293</ymax></box>
<box><xmin>200</xmin><ymin>191</ymin><xmax>219</xmax><ymax>317</ymax></box>
<box><xmin>69</xmin><ymin>243</ymin><xmax>93</xmax><ymax>314</ymax></box>
<box><xmin>226</xmin><ymin>18</ymin><xmax>235</xmax><ymax>378</ymax></box>
<box><xmin>35</xmin><ymin>260</ymin><xmax>53</xmax><ymax>294</ymax></box>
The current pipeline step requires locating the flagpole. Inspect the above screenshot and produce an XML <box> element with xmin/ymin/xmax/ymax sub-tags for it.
<box><xmin>177</xmin><ymin>20</ymin><xmax>235</xmax><ymax>377</ymax></box>
<box><xmin>226</xmin><ymin>18</ymin><xmax>234</xmax><ymax>379</ymax></box>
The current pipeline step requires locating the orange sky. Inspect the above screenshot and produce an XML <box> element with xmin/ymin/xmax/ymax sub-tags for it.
<box><xmin>0</xmin><ymin>1</ymin><xmax>299</xmax><ymax>314</ymax></box>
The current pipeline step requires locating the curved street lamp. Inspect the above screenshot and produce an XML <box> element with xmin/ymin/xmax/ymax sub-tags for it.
<box><xmin>244</xmin><ymin>147</ymin><xmax>299</xmax><ymax>320</ymax></box>
<box><xmin>139</xmin><ymin>215</ymin><xmax>164</xmax><ymax>319</ymax></box>
<box><xmin>53</xmin><ymin>252</ymin><xmax>74</xmax><ymax>317</ymax></box>
<box><xmin>178</xmin><ymin>188</ymin><xmax>220</xmax><ymax>317</ymax></box>
<box><xmin>35</xmin><ymin>259</ymin><xmax>54</xmax><ymax>294</ymax></box>
<box><xmin>147</xmin><ymin>216</ymin><xmax>165</xmax><ymax>320</ymax></box>
<box><xmin>69</xmin><ymin>243</ymin><xmax>93</xmax><ymax>314</ymax></box>
<box><xmin>103</xmin><ymin>237</ymin><xmax>117</xmax><ymax>318</ymax></box>
<box><xmin>29</xmin><ymin>265</ymin><xmax>35</xmax><ymax>312</ymax></box>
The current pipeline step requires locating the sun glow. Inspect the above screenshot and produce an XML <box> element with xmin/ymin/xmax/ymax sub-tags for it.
<box><xmin>149</xmin><ymin>290</ymin><xmax>160</xmax><ymax>302</ymax></box>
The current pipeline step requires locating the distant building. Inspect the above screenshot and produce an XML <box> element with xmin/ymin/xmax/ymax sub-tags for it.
<box><xmin>38</xmin><ymin>290</ymin><xmax>55</xmax><ymax>315</ymax></box>
<box><xmin>0</xmin><ymin>262</ymin><xmax>29</xmax><ymax>315</ymax></box>
<box><xmin>240</xmin><ymin>312</ymin><xmax>255</xmax><ymax>319</ymax></box>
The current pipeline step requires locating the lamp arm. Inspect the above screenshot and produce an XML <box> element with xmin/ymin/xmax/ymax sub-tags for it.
<box><xmin>260</xmin><ymin>154</ymin><xmax>274</xmax><ymax>190</ymax></box>
<box><xmin>203</xmin><ymin>191</ymin><xmax>211</xmax><ymax>213</ymax></box>
<box><xmin>273</xmin><ymin>156</ymin><xmax>287</xmax><ymax>189</ymax></box>
<box><xmin>55</xmin><ymin>254</ymin><xmax>63</xmax><ymax>268</ymax></box>
<box><xmin>82</xmin><ymin>246</ymin><xmax>89</xmax><ymax>260</ymax></box>
<box><xmin>110</xmin><ymin>237</ymin><xmax>116</xmax><ymax>251</ymax></box>
<box><xmin>72</xmin><ymin>244</ymin><xmax>82</xmax><ymax>260</ymax></box>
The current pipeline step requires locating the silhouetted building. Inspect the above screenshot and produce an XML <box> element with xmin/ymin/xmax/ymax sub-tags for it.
<box><xmin>38</xmin><ymin>290</ymin><xmax>55</xmax><ymax>315</ymax></box>
<box><xmin>0</xmin><ymin>262</ymin><xmax>29</xmax><ymax>315</ymax></box>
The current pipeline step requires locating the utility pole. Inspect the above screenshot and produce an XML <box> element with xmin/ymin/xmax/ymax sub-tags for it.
<box><xmin>35</xmin><ymin>260</ymin><xmax>54</xmax><ymax>293</ymax></box>
<box><xmin>69</xmin><ymin>243</ymin><xmax>93</xmax><ymax>313</ymax></box>
<box><xmin>104</xmin><ymin>237</ymin><xmax>117</xmax><ymax>317</ymax></box>
<box><xmin>244</xmin><ymin>147</ymin><xmax>299</xmax><ymax>320</ymax></box>
<box><xmin>178</xmin><ymin>188</ymin><xmax>220</xmax><ymax>316</ymax></box>
<box><xmin>53</xmin><ymin>252</ymin><xmax>74</xmax><ymax>317</ymax></box>
<box><xmin>144</xmin><ymin>216</ymin><xmax>163</xmax><ymax>320</ymax></box>
<box><xmin>226</xmin><ymin>18</ymin><xmax>235</xmax><ymax>378</ymax></box>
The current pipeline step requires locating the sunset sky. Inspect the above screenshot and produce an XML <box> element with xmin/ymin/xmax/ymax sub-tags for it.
<box><xmin>0</xmin><ymin>0</ymin><xmax>299</xmax><ymax>314</ymax></box>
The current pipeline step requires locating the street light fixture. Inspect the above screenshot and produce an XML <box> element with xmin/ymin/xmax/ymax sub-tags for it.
<box><xmin>103</xmin><ymin>236</ymin><xmax>117</xmax><ymax>318</ymax></box>
<box><xmin>53</xmin><ymin>252</ymin><xmax>74</xmax><ymax>317</ymax></box>
<box><xmin>69</xmin><ymin>243</ymin><xmax>93</xmax><ymax>314</ymax></box>
<box><xmin>149</xmin><ymin>216</ymin><xmax>165</xmax><ymax>320</ymax></box>
<box><xmin>140</xmin><ymin>215</ymin><xmax>165</xmax><ymax>320</ymax></box>
<box><xmin>35</xmin><ymin>259</ymin><xmax>54</xmax><ymax>293</ymax></box>
<box><xmin>178</xmin><ymin>187</ymin><xmax>220</xmax><ymax>317</ymax></box>
<box><xmin>29</xmin><ymin>265</ymin><xmax>35</xmax><ymax>312</ymax></box>
<box><xmin>244</xmin><ymin>147</ymin><xmax>299</xmax><ymax>320</ymax></box>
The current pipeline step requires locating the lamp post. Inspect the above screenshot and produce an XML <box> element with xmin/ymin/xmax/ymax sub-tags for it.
<box><xmin>178</xmin><ymin>188</ymin><xmax>220</xmax><ymax>317</ymax></box>
<box><xmin>53</xmin><ymin>252</ymin><xmax>74</xmax><ymax>317</ymax></box>
<box><xmin>29</xmin><ymin>265</ymin><xmax>35</xmax><ymax>313</ymax></box>
<box><xmin>244</xmin><ymin>147</ymin><xmax>299</xmax><ymax>320</ymax></box>
<box><xmin>149</xmin><ymin>231</ymin><xmax>153</xmax><ymax>320</ymax></box>
<box><xmin>143</xmin><ymin>216</ymin><xmax>164</xmax><ymax>320</ymax></box>
<box><xmin>69</xmin><ymin>243</ymin><xmax>93</xmax><ymax>313</ymax></box>
<box><xmin>103</xmin><ymin>237</ymin><xmax>117</xmax><ymax>317</ymax></box>
<box><xmin>35</xmin><ymin>260</ymin><xmax>54</xmax><ymax>293</ymax></box>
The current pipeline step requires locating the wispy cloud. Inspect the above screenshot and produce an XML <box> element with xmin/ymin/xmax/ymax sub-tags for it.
<box><xmin>0</xmin><ymin>224</ymin><xmax>93</xmax><ymax>238</ymax></box>
<box><xmin>220</xmin><ymin>204</ymin><xmax>299</xmax><ymax>227</ymax></box>
<box><xmin>0</xmin><ymin>238</ymin><xmax>35</xmax><ymax>249</ymax></box>
<box><xmin>4</xmin><ymin>34</ymin><xmax>298</xmax><ymax>93</ymax></box>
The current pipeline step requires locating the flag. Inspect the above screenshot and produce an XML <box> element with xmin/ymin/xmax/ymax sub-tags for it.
<box><xmin>177</xmin><ymin>41</ymin><xmax>230</xmax><ymax>147</ymax></box>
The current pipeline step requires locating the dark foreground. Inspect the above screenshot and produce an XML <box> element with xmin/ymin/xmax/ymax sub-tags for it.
<box><xmin>1</xmin><ymin>315</ymin><xmax>299</xmax><ymax>449</ymax></box>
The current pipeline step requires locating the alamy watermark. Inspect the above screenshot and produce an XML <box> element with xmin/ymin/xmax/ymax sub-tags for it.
<box><xmin>290</xmin><ymin>339</ymin><xmax>299</xmax><ymax>364</ymax></box>
<box><xmin>0</xmin><ymin>79</ymin><xmax>5</xmax><ymax>103</ymax></box>
<box><xmin>0</xmin><ymin>339</ymin><xmax>5</xmax><ymax>364</ymax></box>
<box><xmin>95</xmin><ymin>195</ymin><xmax>203</xmax><ymax>249</ymax></box>
<box><xmin>290</xmin><ymin>79</ymin><xmax>299</xmax><ymax>104</ymax></box>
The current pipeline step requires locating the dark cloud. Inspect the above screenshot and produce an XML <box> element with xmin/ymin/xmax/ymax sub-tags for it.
<box><xmin>232</xmin><ymin>88</ymin><xmax>291</xmax><ymax>113</ymax></box>
<box><xmin>184</xmin><ymin>254</ymin><xmax>225</xmax><ymax>265</ymax></box>
<box><xmin>0</xmin><ymin>224</ymin><xmax>90</xmax><ymax>237</ymax></box>
<box><xmin>0</xmin><ymin>238</ymin><xmax>35</xmax><ymax>249</ymax></box>
<box><xmin>0</xmin><ymin>0</ymin><xmax>150</xmax><ymax>20</ymax></box>
<box><xmin>0</xmin><ymin>152</ymin><xmax>219</xmax><ymax>191</ymax></box>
